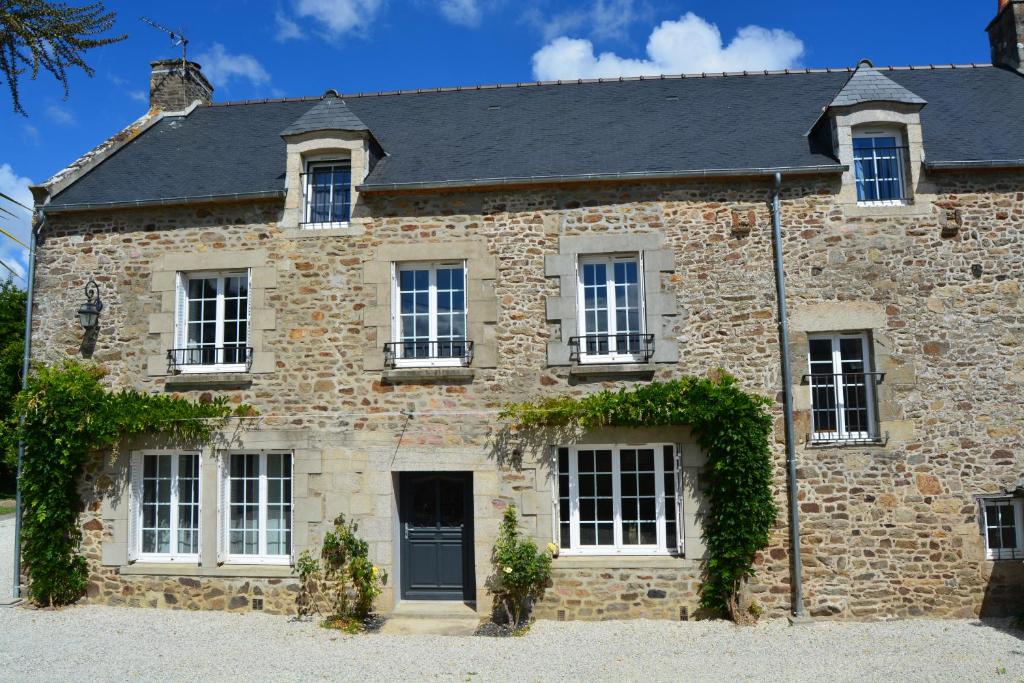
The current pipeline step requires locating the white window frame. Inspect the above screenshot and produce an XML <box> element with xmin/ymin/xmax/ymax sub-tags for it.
<box><xmin>981</xmin><ymin>497</ymin><xmax>1024</xmax><ymax>561</ymax></box>
<box><xmin>174</xmin><ymin>270</ymin><xmax>250</xmax><ymax>374</ymax></box>
<box><xmin>557</xmin><ymin>444</ymin><xmax>679</xmax><ymax>556</ymax></box>
<box><xmin>302</xmin><ymin>158</ymin><xmax>352</xmax><ymax>229</ymax></box>
<box><xmin>575</xmin><ymin>253</ymin><xmax>646</xmax><ymax>364</ymax></box>
<box><xmin>807</xmin><ymin>332</ymin><xmax>878</xmax><ymax>442</ymax></box>
<box><xmin>130</xmin><ymin>451</ymin><xmax>202</xmax><ymax>564</ymax></box>
<box><xmin>390</xmin><ymin>260</ymin><xmax>469</xmax><ymax>368</ymax></box>
<box><xmin>221</xmin><ymin>451</ymin><xmax>293</xmax><ymax>566</ymax></box>
<box><xmin>853</xmin><ymin>127</ymin><xmax>908</xmax><ymax>207</ymax></box>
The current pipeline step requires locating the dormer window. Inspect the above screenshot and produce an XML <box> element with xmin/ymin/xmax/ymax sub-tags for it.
<box><xmin>302</xmin><ymin>161</ymin><xmax>351</xmax><ymax>227</ymax></box>
<box><xmin>853</xmin><ymin>129</ymin><xmax>909</xmax><ymax>206</ymax></box>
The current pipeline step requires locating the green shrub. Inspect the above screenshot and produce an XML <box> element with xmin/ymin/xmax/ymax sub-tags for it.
<box><xmin>491</xmin><ymin>505</ymin><xmax>553</xmax><ymax>627</ymax></box>
<box><xmin>296</xmin><ymin>513</ymin><xmax>388</xmax><ymax>625</ymax></box>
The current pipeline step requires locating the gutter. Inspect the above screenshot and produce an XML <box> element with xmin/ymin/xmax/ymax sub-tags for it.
<box><xmin>12</xmin><ymin>213</ymin><xmax>40</xmax><ymax>602</ymax></box>
<box><xmin>925</xmin><ymin>159</ymin><xmax>1024</xmax><ymax>170</ymax></box>
<box><xmin>40</xmin><ymin>190</ymin><xmax>286</xmax><ymax>215</ymax></box>
<box><xmin>770</xmin><ymin>172</ymin><xmax>806</xmax><ymax>622</ymax></box>
<box><xmin>358</xmin><ymin>164</ymin><xmax>848</xmax><ymax>193</ymax></box>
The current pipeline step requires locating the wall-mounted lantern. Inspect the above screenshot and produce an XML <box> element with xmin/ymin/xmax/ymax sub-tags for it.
<box><xmin>77</xmin><ymin>279</ymin><xmax>103</xmax><ymax>332</ymax></box>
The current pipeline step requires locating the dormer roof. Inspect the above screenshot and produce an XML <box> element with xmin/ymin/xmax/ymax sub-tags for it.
<box><xmin>280</xmin><ymin>91</ymin><xmax>369</xmax><ymax>136</ymax></box>
<box><xmin>828</xmin><ymin>60</ymin><xmax>927</xmax><ymax>108</ymax></box>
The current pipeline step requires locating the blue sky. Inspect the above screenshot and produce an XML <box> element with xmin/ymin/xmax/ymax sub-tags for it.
<box><xmin>0</xmin><ymin>0</ymin><xmax>1000</xmax><ymax>278</ymax></box>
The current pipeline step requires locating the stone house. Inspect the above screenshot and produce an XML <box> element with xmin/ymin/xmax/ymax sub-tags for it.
<box><xmin>22</xmin><ymin>2</ymin><xmax>1024</xmax><ymax>620</ymax></box>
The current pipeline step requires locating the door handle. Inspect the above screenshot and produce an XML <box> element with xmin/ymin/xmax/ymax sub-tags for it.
<box><xmin>404</xmin><ymin>522</ymin><xmax>409</xmax><ymax>540</ymax></box>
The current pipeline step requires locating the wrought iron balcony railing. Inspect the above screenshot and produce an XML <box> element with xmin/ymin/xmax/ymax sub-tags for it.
<box><xmin>801</xmin><ymin>371</ymin><xmax>886</xmax><ymax>444</ymax></box>
<box><xmin>167</xmin><ymin>346</ymin><xmax>253</xmax><ymax>373</ymax></box>
<box><xmin>299</xmin><ymin>171</ymin><xmax>351</xmax><ymax>225</ymax></box>
<box><xmin>854</xmin><ymin>146</ymin><xmax>910</xmax><ymax>204</ymax></box>
<box><xmin>568</xmin><ymin>333</ymin><xmax>655</xmax><ymax>363</ymax></box>
<box><xmin>384</xmin><ymin>339</ymin><xmax>474</xmax><ymax>368</ymax></box>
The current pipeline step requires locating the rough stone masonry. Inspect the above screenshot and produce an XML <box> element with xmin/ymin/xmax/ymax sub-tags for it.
<box><xmin>27</xmin><ymin>167</ymin><xmax>1024</xmax><ymax>620</ymax></box>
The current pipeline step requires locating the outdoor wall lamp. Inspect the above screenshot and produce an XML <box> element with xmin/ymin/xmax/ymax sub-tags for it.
<box><xmin>77</xmin><ymin>279</ymin><xmax>103</xmax><ymax>332</ymax></box>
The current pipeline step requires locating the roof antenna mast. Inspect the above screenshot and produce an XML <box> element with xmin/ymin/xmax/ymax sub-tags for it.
<box><xmin>140</xmin><ymin>16</ymin><xmax>190</xmax><ymax>63</ymax></box>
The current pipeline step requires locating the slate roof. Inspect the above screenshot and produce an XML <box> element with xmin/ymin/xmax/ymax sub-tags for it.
<box><xmin>45</xmin><ymin>64</ymin><xmax>1024</xmax><ymax>210</ymax></box>
<box><xmin>828</xmin><ymin>63</ymin><xmax>927</xmax><ymax>108</ymax></box>
<box><xmin>279</xmin><ymin>93</ymin><xmax>368</xmax><ymax>136</ymax></box>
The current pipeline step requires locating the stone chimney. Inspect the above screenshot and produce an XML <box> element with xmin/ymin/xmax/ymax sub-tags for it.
<box><xmin>988</xmin><ymin>0</ymin><xmax>1024</xmax><ymax>71</ymax></box>
<box><xmin>148</xmin><ymin>59</ymin><xmax>214</xmax><ymax>111</ymax></box>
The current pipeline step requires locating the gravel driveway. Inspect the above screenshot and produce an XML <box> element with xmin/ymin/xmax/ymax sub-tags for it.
<box><xmin>0</xmin><ymin>604</ymin><xmax>1021</xmax><ymax>682</ymax></box>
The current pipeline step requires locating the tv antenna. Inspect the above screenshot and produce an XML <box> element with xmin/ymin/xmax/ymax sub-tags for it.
<box><xmin>140</xmin><ymin>16</ymin><xmax>189</xmax><ymax>62</ymax></box>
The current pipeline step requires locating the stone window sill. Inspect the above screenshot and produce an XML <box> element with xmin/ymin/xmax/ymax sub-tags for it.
<box><xmin>119</xmin><ymin>563</ymin><xmax>295</xmax><ymax>579</ymax></box>
<box><xmin>842</xmin><ymin>201</ymin><xmax>930</xmax><ymax>218</ymax></box>
<box><xmin>552</xmin><ymin>555</ymin><xmax>694</xmax><ymax>570</ymax></box>
<box><xmin>280</xmin><ymin>225</ymin><xmax>364</xmax><ymax>239</ymax></box>
<box><xmin>804</xmin><ymin>435</ymin><xmax>888</xmax><ymax>449</ymax></box>
<box><xmin>569</xmin><ymin>362</ymin><xmax>656</xmax><ymax>378</ymax></box>
<box><xmin>164</xmin><ymin>372</ymin><xmax>252</xmax><ymax>390</ymax></box>
<box><xmin>382</xmin><ymin>367</ymin><xmax>475</xmax><ymax>384</ymax></box>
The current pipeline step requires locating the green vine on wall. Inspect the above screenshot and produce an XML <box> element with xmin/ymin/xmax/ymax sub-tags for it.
<box><xmin>500</xmin><ymin>373</ymin><xmax>778</xmax><ymax>619</ymax></box>
<box><xmin>3</xmin><ymin>360</ymin><xmax>250</xmax><ymax>606</ymax></box>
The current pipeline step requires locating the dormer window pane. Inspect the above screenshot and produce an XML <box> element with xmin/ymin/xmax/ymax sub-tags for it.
<box><xmin>304</xmin><ymin>162</ymin><xmax>351</xmax><ymax>224</ymax></box>
<box><xmin>853</xmin><ymin>136</ymin><xmax>907</xmax><ymax>204</ymax></box>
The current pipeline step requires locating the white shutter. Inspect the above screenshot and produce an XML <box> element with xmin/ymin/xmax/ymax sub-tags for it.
<box><xmin>196</xmin><ymin>452</ymin><xmax>203</xmax><ymax>566</ymax></box>
<box><xmin>245</xmin><ymin>269</ymin><xmax>253</xmax><ymax>369</ymax></box>
<box><xmin>674</xmin><ymin>444</ymin><xmax>685</xmax><ymax>553</ymax></box>
<box><xmin>127</xmin><ymin>453</ymin><xmax>143</xmax><ymax>563</ymax></box>
<box><xmin>289</xmin><ymin>454</ymin><xmax>296</xmax><ymax>567</ymax></box>
<box><xmin>174</xmin><ymin>273</ymin><xmax>188</xmax><ymax>349</ymax></box>
<box><xmin>217</xmin><ymin>453</ymin><xmax>228</xmax><ymax>564</ymax></box>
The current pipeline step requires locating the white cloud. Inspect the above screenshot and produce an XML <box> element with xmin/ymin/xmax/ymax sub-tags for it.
<box><xmin>275</xmin><ymin>10</ymin><xmax>304</xmax><ymax>41</ymax></box>
<box><xmin>194</xmin><ymin>43</ymin><xmax>271</xmax><ymax>88</ymax></box>
<box><xmin>437</xmin><ymin>0</ymin><xmax>481</xmax><ymax>27</ymax></box>
<box><xmin>22</xmin><ymin>124</ymin><xmax>39</xmax><ymax>144</ymax></box>
<box><xmin>0</xmin><ymin>164</ymin><xmax>34</xmax><ymax>281</ymax></box>
<box><xmin>45</xmin><ymin>104</ymin><xmax>74</xmax><ymax>125</ymax></box>
<box><xmin>525</xmin><ymin>0</ymin><xmax>640</xmax><ymax>43</ymax></box>
<box><xmin>589</xmin><ymin>0</ymin><xmax>637</xmax><ymax>40</ymax></box>
<box><xmin>532</xmin><ymin>12</ymin><xmax>804</xmax><ymax>81</ymax></box>
<box><xmin>292</xmin><ymin>0</ymin><xmax>383</xmax><ymax>36</ymax></box>
<box><xmin>127</xmin><ymin>90</ymin><xmax>147</xmax><ymax>103</ymax></box>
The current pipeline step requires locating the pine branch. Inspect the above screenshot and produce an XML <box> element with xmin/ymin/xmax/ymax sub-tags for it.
<box><xmin>0</xmin><ymin>1</ymin><xmax>126</xmax><ymax>115</ymax></box>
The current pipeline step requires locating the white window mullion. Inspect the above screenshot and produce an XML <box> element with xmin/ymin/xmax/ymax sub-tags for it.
<box><xmin>214</xmin><ymin>278</ymin><xmax>226</xmax><ymax>364</ymax></box>
<box><xmin>569</xmin><ymin>449</ymin><xmax>580</xmax><ymax>550</ymax></box>
<box><xmin>168</xmin><ymin>455</ymin><xmax>179</xmax><ymax>557</ymax></box>
<box><xmin>605</xmin><ymin>264</ymin><xmax>617</xmax><ymax>340</ymax></box>
<box><xmin>258</xmin><ymin>452</ymin><xmax>269</xmax><ymax>557</ymax></box>
<box><xmin>428</xmin><ymin>268</ymin><xmax>439</xmax><ymax>346</ymax></box>
<box><xmin>611</xmin><ymin>449</ymin><xmax>623</xmax><ymax>549</ymax></box>
<box><xmin>831</xmin><ymin>337</ymin><xmax>847</xmax><ymax>440</ymax></box>
<box><xmin>654</xmin><ymin>450</ymin><xmax>666</xmax><ymax>550</ymax></box>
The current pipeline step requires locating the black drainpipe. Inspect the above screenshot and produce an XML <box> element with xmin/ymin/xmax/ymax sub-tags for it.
<box><xmin>770</xmin><ymin>172</ymin><xmax>806</xmax><ymax>620</ymax></box>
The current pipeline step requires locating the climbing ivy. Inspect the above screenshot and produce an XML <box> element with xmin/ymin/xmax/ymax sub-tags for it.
<box><xmin>4</xmin><ymin>360</ymin><xmax>249</xmax><ymax>606</ymax></box>
<box><xmin>500</xmin><ymin>373</ymin><xmax>777</xmax><ymax>619</ymax></box>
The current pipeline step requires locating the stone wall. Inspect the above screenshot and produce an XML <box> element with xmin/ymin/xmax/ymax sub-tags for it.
<box><xmin>533</xmin><ymin>559</ymin><xmax>702</xmax><ymax>621</ymax></box>
<box><xmin>32</xmin><ymin>169</ymin><xmax>1024</xmax><ymax>619</ymax></box>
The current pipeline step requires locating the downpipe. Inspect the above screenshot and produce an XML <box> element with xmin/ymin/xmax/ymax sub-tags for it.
<box><xmin>770</xmin><ymin>172</ymin><xmax>806</xmax><ymax>620</ymax></box>
<box><xmin>12</xmin><ymin>218</ymin><xmax>39</xmax><ymax>601</ymax></box>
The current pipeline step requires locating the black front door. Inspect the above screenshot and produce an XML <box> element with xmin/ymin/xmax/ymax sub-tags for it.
<box><xmin>400</xmin><ymin>472</ymin><xmax>474</xmax><ymax>601</ymax></box>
